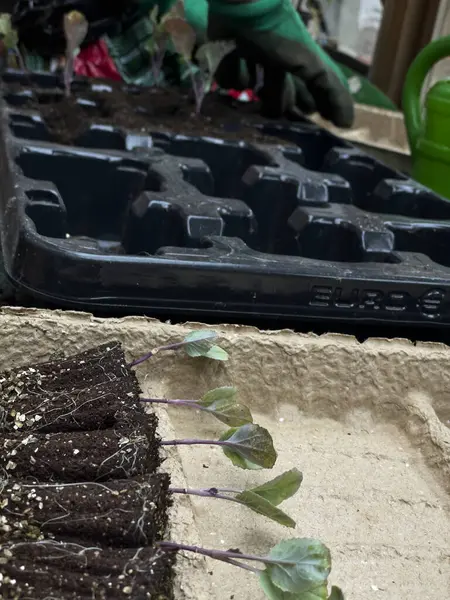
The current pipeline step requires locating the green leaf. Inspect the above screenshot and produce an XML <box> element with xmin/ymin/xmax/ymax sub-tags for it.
<box><xmin>265</xmin><ymin>539</ymin><xmax>331</xmax><ymax>594</ymax></box>
<box><xmin>162</xmin><ymin>14</ymin><xmax>196</xmax><ymax>61</ymax></box>
<box><xmin>204</xmin><ymin>345</ymin><xmax>229</xmax><ymax>361</ymax></box>
<box><xmin>0</xmin><ymin>13</ymin><xmax>18</xmax><ymax>49</ymax></box>
<box><xmin>235</xmin><ymin>490</ymin><xmax>295</xmax><ymax>528</ymax></box>
<box><xmin>259</xmin><ymin>571</ymin><xmax>328</xmax><ymax>600</ymax></box>
<box><xmin>63</xmin><ymin>11</ymin><xmax>88</xmax><ymax>57</ymax></box>
<box><xmin>195</xmin><ymin>41</ymin><xmax>236</xmax><ymax>79</ymax></box>
<box><xmin>328</xmin><ymin>587</ymin><xmax>345</xmax><ymax>600</ymax></box>
<box><xmin>219</xmin><ymin>424</ymin><xmax>277</xmax><ymax>469</ymax></box>
<box><xmin>197</xmin><ymin>387</ymin><xmax>253</xmax><ymax>426</ymax></box>
<box><xmin>182</xmin><ymin>330</ymin><xmax>228</xmax><ymax>360</ymax></box>
<box><xmin>248</xmin><ymin>469</ymin><xmax>303</xmax><ymax>506</ymax></box>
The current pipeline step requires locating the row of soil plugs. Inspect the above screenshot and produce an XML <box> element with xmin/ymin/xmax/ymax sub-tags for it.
<box><xmin>0</xmin><ymin>329</ymin><xmax>343</xmax><ymax>599</ymax></box>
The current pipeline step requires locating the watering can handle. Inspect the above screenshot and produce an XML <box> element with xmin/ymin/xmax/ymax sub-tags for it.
<box><xmin>403</xmin><ymin>36</ymin><xmax>450</xmax><ymax>150</ymax></box>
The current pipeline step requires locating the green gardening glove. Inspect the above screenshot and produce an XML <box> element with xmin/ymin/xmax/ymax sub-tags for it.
<box><xmin>206</xmin><ymin>0</ymin><xmax>354</xmax><ymax>128</ymax></box>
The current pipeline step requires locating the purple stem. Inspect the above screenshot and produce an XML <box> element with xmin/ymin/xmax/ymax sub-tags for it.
<box><xmin>254</xmin><ymin>64</ymin><xmax>264</xmax><ymax>94</ymax></box>
<box><xmin>140</xmin><ymin>398</ymin><xmax>197</xmax><ymax>408</ymax></box>
<box><xmin>64</xmin><ymin>55</ymin><xmax>74</xmax><ymax>97</ymax></box>
<box><xmin>211</xmin><ymin>554</ymin><xmax>261</xmax><ymax>574</ymax></box>
<box><xmin>14</xmin><ymin>46</ymin><xmax>26</xmax><ymax>72</ymax></box>
<box><xmin>151</xmin><ymin>47</ymin><xmax>166</xmax><ymax>86</ymax></box>
<box><xmin>160</xmin><ymin>438</ymin><xmax>229</xmax><ymax>448</ymax></box>
<box><xmin>188</xmin><ymin>68</ymin><xmax>206</xmax><ymax>115</ymax></box>
<box><xmin>129</xmin><ymin>341</ymin><xmax>186</xmax><ymax>367</ymax></box>
<box><xmin>170</xmin><ymin>487</ymin><xmax>242</xmax><ymax>505</ymax></box>
<box><xmin>157</xmin><ymin>541</ymin><xmax>295</xmax><ymax>567</ymax></box>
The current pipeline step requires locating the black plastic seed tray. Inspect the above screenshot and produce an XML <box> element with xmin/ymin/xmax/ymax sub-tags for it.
<box><xmin>1</xmin><ymin>70</ymin><xmax>450</xmax><ymax>326</ymax></box>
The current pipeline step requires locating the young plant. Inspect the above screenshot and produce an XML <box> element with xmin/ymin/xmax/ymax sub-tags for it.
<box><xmin>147</xmin><ymin>5</ymin><xmax>170</xmax><ymax>85</ymax></box>
<box><xmin>0</xmin><ymin>13</ymin><xmax>25</xmax><ymax>72</ymax></box>
<box><xmin>63</xmin><ymin>10</ymin><xmax>88</xmax><ymax>97</ymax></box>
<box><xmin>159</xmin><ymin>1</ymin><xmax>235</xmax><ymax>114</ymax></box>
<box><xmin>171</xmin><ymin>468</ymin><xmax>302</xmax><ymax>528</ymax></box>
<box><xmin>191</xmin><ymin>40</ymin><xmax>236</xmax><ymax>113</ymax></box>
<box><xmin>142</xmin><ymin>386</ymin><xmax>252</xmax><ymax>427</ymax></box>
<box><xmin>161</xmin><ymin>423</ymin><xmax>277</xmax><ymax>469</ymax></box>
<box><xmin>130</xmin><ymin>329</ymin><xmax>228</xmax><ymax>366</ymax></box>
<box><xmin>157</xmin><ymin>537</ymin><xmax>344</xmax><ymax>600</ymax></box>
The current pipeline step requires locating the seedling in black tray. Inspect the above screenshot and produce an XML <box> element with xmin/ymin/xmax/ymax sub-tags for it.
<box><xmin>148</xmin><ymin>0</ymin><xmax>236</xmax><ymax>113</ymax></box>
<box><xmin>62</xmin><ymin>10</ymin><xmax>88</xmax><ymax>97</ymax></box>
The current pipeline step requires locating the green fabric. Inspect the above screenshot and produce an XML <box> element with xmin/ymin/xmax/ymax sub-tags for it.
<box><xmin>104</xmin><ymin>0</ymin><xmax>206</xmax><ymax>86</ymax></box>
<box><xmin>207</xmin><ymin>0</ymin><xmax>348</xmax><ymax>88</ymax></box>
<box><xmin>104</xmin><ymin>16</ymin><xmax>156</xmax><ymax>85</ymax></box>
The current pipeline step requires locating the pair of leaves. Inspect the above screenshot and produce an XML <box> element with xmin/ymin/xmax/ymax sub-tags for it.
<box><xmin>152</xmin><ymin>0</ymin><xmax>196</xmax><ymax>62</ymax></box>
<box><xmin>197</xmin><ymin>386</ymin><xmax>252</xmax><ymax>427</ymax></box>
<box><xmin>182</xmin><ymin>330</ymin><xmax>228</xmax><ymax>361</ymax></box>
<box><xmin>258</xmin><ymin>539</ymin><xmax>343</xmax><ymax>600</ymax></box>
<box><xmin>235</xmin><ymin>469</ymin><xmax>303</xmax><ymax>528</ymax></box>
<box><xmin>194</xmin><ymin>40</ymin><xmax>236</xmax><ymax>92</ymax></box>
<box><xmin>220</xmin><ymin>423</ymin><xmax>277</xmax><ymax>469</ymax></box>
<box><xmin>260</xmin><ymin>573</ymin><xmax>343</xmax><ymax>600</ymax></box>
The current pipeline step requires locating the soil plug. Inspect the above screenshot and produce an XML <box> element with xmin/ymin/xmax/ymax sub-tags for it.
<box><xmin>1</xmin><ymin>417</ymin><xmax>160</xmax><ymax>481</ymax></box>
<box><xmin>2</xmin><ymin>475</ymin><xmax>171</xmax><ymax>546</ymax></box>
<box><xmin>63</xmin><ymin>10</ymin><xmax>88</xmax><ymax>97</ymax></box>
<box><xmin>0</xmin><ymin>342</ymin><xmax>134</xmax><ymax>407</ymax></box>
<box><xmin>171</xmin><ymin>468</ymin><xmax>302</xmax><ymax>528</ymax></box>
<box><xmin>130</xmin><ymin>329</ymin><xmax>228</xmax><ymax>366</ymax></box>
<box><xmin>157</xmin><ymin>538</ymin><xmax>344</xmax><ymax>599</ymax></box>
<box><xmin>0</xmin><ymin>543</ymin><xmax>175</xmax><ymax>599</ymax></box>
<box><xmin>161</xmin><ymin>423</ymin><xmax>277</xmax><ymax>469</ymax></box>
<box><xmin>142</xmin><ymin>386</ymin><xmax>252</xmax><ymax>427</ymax></box>
<box><xmin>2</xmin><ymin>376</ymin><xmax>142</xmax><ymax>434</ymax></box>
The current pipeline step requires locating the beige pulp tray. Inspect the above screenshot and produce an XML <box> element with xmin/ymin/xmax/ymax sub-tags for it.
<box><xmin>0</xmin><ymin>307</ymin><xmax>448</xmax><ymax>600</ymax></box>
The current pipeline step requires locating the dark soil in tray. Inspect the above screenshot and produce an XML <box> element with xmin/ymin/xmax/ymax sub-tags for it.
<box><xmin>10</xmin><ymin>81</ymin><xmax>291</xmax><ymax>146</ymax></box>
<box><xmin>3</xmin><ymin>474</ymin><xmax>171</xmax><ymax>546</ymax></box>
<box><xmin>1</xmin><ymin>544</ymin><xmax>175</xmax><ymax>599</ymax></box>
<box><xmin>0</xmin><ymin>343</ymin><xmax>175</xmax><ymax>599</ymax></box>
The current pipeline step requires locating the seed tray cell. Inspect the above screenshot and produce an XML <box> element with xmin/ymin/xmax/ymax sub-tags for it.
<box><xmin>1</xmin><ymin>71</ymin><xmax>449</xmax><ymax>326</ymax></box>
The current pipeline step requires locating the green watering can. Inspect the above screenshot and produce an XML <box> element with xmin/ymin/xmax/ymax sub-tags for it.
<box><xmin>403</xmin><ymin>36</ymin><xmax>450</xmax><ymax>200</ymax></box>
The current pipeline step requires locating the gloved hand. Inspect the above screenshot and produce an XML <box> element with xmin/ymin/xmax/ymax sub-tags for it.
<box><xmin>205</xmin><ymin>0</ymin><xmax>354</xmax><ymax>128</ymax></box>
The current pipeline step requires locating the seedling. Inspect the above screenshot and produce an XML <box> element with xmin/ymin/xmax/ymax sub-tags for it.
<box><xmin>0</xmin><ymin>13</ymin><xmax>25</xmax><ymax>71</ymax></box>
<box><xmin>147</xmin><ymin>5</ymin><xmax>170</xmax><ymax>85</ymax></box>
<box><xmin>161</xmin><ymin>423</ymin><xmax>277</xmax><ymax>469</ymax></box>
<box><xmin>153</xmin><ymin>1</ymin><xmax>235</xmax><ymax>113</ymax></box>
<box><xmin>142</xmin><ymin>386</ymin><xmax>252</xmax><ymax>427</ymax></box>
<box><xmin>171</xmin><ymin>468</ymin><xmax>302</xmax><ymax>528</ymax></box>
<box><xmin>157</xmin><ymin>537</ymin><xmax>344</xmax><ymax>599</ymax></box>
<box><xmin>63</xmin><ymin>10</ymin><xmax>88</xmax><ymax>97</ymax></box>
<box><xmin>191</xmin><ymin>41</ymin><xmax>236</xmax><ymax>113</ymax></box>
<box><xmin>130</xmin><ymin>329</ymin><xmax>228</xmax><ymax>366</ymax></box>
